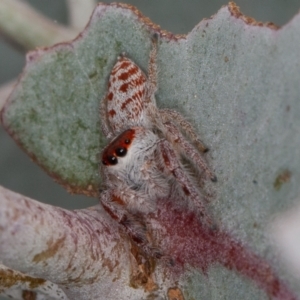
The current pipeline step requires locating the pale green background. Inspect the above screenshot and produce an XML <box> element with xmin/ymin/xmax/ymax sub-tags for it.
<box><xmin>0</xmin><ymin>1</ymin><xmax>299</xmax><ymax>298</ymax></box>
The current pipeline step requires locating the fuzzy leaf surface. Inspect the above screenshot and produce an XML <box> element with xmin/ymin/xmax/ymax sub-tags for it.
<box><xmin>1</xmin><ymin>2</ymin><xmax>300</xmax><ymax>299</ymax></box>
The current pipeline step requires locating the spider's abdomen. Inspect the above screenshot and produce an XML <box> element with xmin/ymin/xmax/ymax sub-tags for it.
<box><xmin>106</xmin><ymin>56</ymin><xmax>147</xmax><ymax>133</ymax></box>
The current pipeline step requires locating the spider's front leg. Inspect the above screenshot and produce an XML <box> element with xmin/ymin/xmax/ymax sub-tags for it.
<box><xmin>163</xmin><ymin>121</ymin><xmax>217</xmax><ymax>182</ymax></box>
<box><xmin>145</xmin><ymin>34</ymin><xmax>158</xmax><ymax>102</ymax></box>
<box><xmin>100</xmin><ymin>189</ymin><xmax>162</xmax><ymax>259</ymax></box>
<box><xmin>99</xmin><ymin>93</ymin><xmax>113</xmax><ymax>139</ymax></box>
<box><xmin>157</xmin><ymin>139</ymin><xmax>214</xmax><ymax>227</ymax></box>
<box><xmin>160</xmin><ymin>108</ymin><xmax>209</xmax><ymax>153</ymax></box>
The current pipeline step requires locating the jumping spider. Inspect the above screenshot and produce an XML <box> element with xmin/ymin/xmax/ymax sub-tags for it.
<box><xmin>99</xmin><ymin>35</ymin><xmax>216</xmax><ymax>258</ymax></box>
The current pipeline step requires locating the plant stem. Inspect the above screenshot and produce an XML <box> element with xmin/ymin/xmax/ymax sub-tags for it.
<box><xmin>66</xmin><ymin>0</ymin><xmax>97</xmax><ymax>30</ymax></box>
<box><xmin>0</xmin><ymin>0</ymin><xmax>76</xmax><ymax>50</ymax></box>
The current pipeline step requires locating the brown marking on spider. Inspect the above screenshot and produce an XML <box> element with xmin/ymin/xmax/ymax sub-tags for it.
<box><xmin>107</xmin><ymin>92</ymin><xmax>113</xmax><ymax>101</ymax></box>
<box><xmin>108</xmin><ymin>109</ymin><xmax>116</xmax><ymax>117</ymax></box>
<box><xmin>119</xmin><ymin>83</ymin><xmax>129</xmax><ymax>93</ymax></box>
<box><xmin>121</xmin><ymin>98</ymin><xmax>133</xmax><ymax>110</ymax></box>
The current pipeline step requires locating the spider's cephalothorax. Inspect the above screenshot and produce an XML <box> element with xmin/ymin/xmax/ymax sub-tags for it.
<box><xmin>100</xmin><ymin>126</ymin><xmax>213</xmax><ymax>258</ymax></box>
<box><xmin>99</xmin><ymin>36</ymin><xmax>216</xmax><ymax>258</ymax></box>
<box><xmin>101</xmin><ymin>127</ymin><xmax>170</xmax><ymax>213</ymax></box>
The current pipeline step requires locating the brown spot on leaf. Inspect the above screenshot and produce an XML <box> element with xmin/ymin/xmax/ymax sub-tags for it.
<box><xmin>32</xmin><ymin>236</ymin><xmax>65</xmax><ymax>263</ymax></box>
<box><xmin>167</xmin><ymin>287</ymin><xmax>185</xmax><ymax>300</ymax></box>
<box><xmin>0</xmin><ymin>268</ymin><xmax>45</xmax><ymax>289</ymax></box>
<box><xmin>274</xmin><ymin>170</ymin><xmax>292</xmax><ymax>190</ymax></box>
<box><xmin>127</xmin><ymin>234</ymin><xmax>159</xmax><ymax>292</ymax></box>
<box><xmin>130</xmin><ymin>261</ymin><xmax>158</xmax><ymax>292</ymax></box>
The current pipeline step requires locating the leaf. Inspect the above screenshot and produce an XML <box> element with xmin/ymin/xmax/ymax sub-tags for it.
<box><xmin>1</xmin><ymin>2</ymin><xmax>300</xmax><ymax>299</ymax></box>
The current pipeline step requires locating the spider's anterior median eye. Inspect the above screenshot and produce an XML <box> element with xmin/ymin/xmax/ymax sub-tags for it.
<box><xmin>116</xmin><ymin>147</ymin><xmax>127</xmax><ymax>157</ymax></box>
<box><xmin>106</xmin><ymin>155</ymin><xmax>118</xmax><ymax>165</ymax></box>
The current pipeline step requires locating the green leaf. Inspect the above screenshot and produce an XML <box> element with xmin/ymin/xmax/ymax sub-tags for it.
<box><xmin>2</xmin><ymin>2</ymin><xmax>300</xmax><ymax>298</ymax></box>
<box><xmin>2</xmin><ymin>3</ymin><xmax>158</xmax><ymax>196</ymax></box>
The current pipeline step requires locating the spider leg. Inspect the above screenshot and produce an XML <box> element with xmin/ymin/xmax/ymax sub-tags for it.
<box><xmin>163</xmin><ymin>121</ymin><xmax>217</xmax><ymax>182</ymax></box>
<box><xmin>145</xmin><ymin>34</ymin><xmax>158</xmax><ymax>102</ymax></box>
<box><xmin>101</xmin><ymin>170</ymin><xmax>158</xmax><ymax>213</ymax></box>
<box><xmin>157</xmin><ymin>139</ymin><xmax>213</xmax><ymax>227</ymax></box>
<box><xmin>160</xmin><ymin>108</ymin><xmax>208</xmax><ymax>153</ymax></box>
<box><xmin>100</xmin><ymin>189</ymin><xmax>162</xmax><ymax>259</ymax></box>
<box><xmin>99</xmin><ymin>94</ymin><xmax>113</xmax><ymax>139</ymax></box>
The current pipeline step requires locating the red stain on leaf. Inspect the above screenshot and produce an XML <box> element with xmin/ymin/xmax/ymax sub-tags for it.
<box><xmin>155</xmin><ymin>201</ymin><xmax>296</xmax><ymax>300</ymax></box>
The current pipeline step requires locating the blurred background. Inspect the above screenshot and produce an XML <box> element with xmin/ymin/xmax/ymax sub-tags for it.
<box><xmin>0</xmin><ymin>0</ymin><xmax>299</xmax><ymax>299</ymax></box>
<box><xmin>0</xmin><ymin>0</ymin><xmax>300</xmax><ymax>212</ymax></box>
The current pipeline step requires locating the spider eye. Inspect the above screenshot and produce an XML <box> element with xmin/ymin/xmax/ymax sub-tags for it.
<box><xmin>124</xmin><ymin>139</ymin><xmax>131</xmax><ymax>144</ymax></box>
<box><xmin>102</xmin><ymin>155</ymin><xmax>118</xmax><ymax>165</ymax></box>
<box><xmin>108</xmin><ymin>155</ymin><xmax>118</xmax><ymax>165</ymax></box>
<box><xmin>116</xmin><ymin>147</ymin><xmax>127</xmax><ymax>157</ymax></box>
